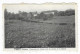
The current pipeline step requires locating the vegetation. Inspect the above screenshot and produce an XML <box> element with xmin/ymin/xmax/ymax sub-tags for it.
<box><xmin>4</xmin><ymin>9</ymin><xmax>75</xmax><ymax>48</ymax></box>
<box><xmin>4</xmin><ymin>9</ymin><xmax>75</xmax><ymax>21</ymax></box>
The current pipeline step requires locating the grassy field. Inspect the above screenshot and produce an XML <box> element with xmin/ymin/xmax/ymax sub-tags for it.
<box><xmin>5</xmin><ymin>15</ymin><xmax>75</xmax><ymax>48</ymax></box>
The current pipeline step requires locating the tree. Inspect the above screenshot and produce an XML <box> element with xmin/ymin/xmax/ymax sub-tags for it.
<box><xmin>65</xmin><ymin>9</ymin><xmax>75</xmax><ymax>16</ymax></box>
<box><xmin>29</xmin><ymin>12</ymin><xmax>33</xmax><ymax>19</ymax></box>
<box><xmin>4</xmin><ymin>9</ymin><xmax>8</xmax><ymax>19</ymax></box>
<box><xmin>38</xmin><ymin>12</ymin><xmax>47</xmax><ymax>20</ymax></box>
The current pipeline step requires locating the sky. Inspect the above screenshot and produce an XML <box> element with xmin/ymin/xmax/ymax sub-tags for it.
<box><xmin>4</xmin><ymin>3</ymin><xmax>76</xmax><ymax>13</ymax></box>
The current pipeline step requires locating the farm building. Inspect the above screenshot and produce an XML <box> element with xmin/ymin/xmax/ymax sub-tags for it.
<box><xmin>32</xmin><ymin>12</ymin><xmax>38</xmax><ymax>16</ymax></box>
<box><xmin>43</xmin><ymin>11</ymin><xmax>54</xmax><ymax>15</ymax></box>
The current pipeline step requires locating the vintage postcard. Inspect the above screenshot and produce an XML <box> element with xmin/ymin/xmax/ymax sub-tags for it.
<box><xmin>3</xmin><ymin>3</ymin><xmax>77</xmax><ymax>51</ymax></box>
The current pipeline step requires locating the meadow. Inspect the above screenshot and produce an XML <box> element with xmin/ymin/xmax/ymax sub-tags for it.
<box><xmin>5</xmin><ymin>15</ymin><xmax>75</xmax><ymax>48</ymax></box>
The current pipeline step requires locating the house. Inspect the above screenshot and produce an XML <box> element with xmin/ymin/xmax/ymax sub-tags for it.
<box><xmin>42</xmin><ymin>11</ymin><xmax>54</xmax><ymax>15</ymax></box>
<box><xmin>32</xmin><ymin>12</ymin><xmax>38</xmax><ymax>16</ymax></box>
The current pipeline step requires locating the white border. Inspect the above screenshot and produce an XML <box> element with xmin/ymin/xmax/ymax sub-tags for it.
<box><xmin>0</xmin><ymin>0</ymin><xmax>80</xmax><ymax>54</ymax></box>
<box><xmin>3</xmin><ymin>3</ymin><xmax>77</xmax><ymax>51</ymax></box>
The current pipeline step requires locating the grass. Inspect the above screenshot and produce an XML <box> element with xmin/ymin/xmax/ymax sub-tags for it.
<box><xmin>5</xmin><ymin>15</ymin><xmax>75</xmax><ymax>48</ymax></box>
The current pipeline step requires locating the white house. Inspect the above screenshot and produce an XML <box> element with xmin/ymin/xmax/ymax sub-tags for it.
<box><xmin>43</xmin><ymin>11</ymin><xmax>54</xmax><ymax>15</ymax></box>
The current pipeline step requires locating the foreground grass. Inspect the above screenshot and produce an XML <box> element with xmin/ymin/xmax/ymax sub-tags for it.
<box><xmin>5</xmin><ymin>16</ymin><xmax>75</xmax><ymax>48</ymax></box>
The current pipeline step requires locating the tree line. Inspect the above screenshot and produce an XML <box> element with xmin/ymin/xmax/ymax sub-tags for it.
<box><xmin>4</xmin><ymin>9</ymin><xmax>75</xmax><ymax>21</ymax></box>
<box><xmin>54</xmin><ymin>9</ymin><xmax>75</xmax><ymax>16</ymax></box>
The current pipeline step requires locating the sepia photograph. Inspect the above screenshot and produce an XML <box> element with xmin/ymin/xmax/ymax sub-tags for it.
<box><xmin>4</xmin><ymin>3</ymin><xmax>76</xmax><ymax>48</ymax></box>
